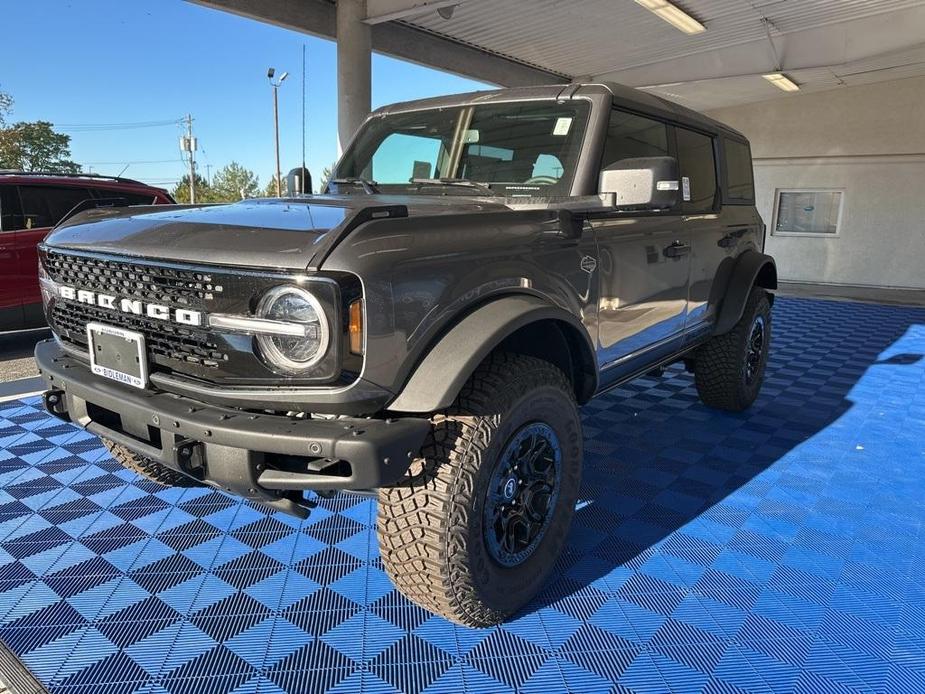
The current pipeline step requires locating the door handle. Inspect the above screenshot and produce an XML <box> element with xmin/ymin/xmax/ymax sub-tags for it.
<box><xmin>663</xmin><ymin>241</ymin><xmax>691</xmax><ymax>258</ymax></box>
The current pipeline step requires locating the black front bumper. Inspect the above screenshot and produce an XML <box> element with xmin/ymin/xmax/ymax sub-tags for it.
<box><xmin>35</xmin><ymin>340</ymin><xmax>429</xmax><ymax>517</ymax></box>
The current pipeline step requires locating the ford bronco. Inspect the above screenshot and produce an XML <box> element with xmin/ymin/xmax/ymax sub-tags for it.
<box><xmin>36</xmin><ymin>82</ymin><xmax>776</xmax><ymax>627</ymax></box>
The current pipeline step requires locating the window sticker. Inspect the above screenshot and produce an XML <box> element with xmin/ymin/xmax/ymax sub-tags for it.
<box><xmin>682</xmin><ymin>176</ymin><xmax>691</xmax><ymax>201</ymax></box>
<box><xmin>553</xmin><ymin>117</ymin><xmax>573</xmax><ymax>136</ymax></box>
<box><xmin>463</xmin><ymin>129</ymin><xmax>480</xmax><ymax>143</ymax></box>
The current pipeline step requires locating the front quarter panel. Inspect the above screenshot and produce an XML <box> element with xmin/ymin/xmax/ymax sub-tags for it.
<box><xmin>321</xmin><ymin>210</ymin><xmax>600</xmax><ymax>398</ymax></box>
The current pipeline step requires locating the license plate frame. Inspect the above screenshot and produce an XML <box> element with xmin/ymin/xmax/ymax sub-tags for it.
<box><xmin>86</xmin><ymin>322</ymin><xmax>148</xmax><ymax>389</ymax></box>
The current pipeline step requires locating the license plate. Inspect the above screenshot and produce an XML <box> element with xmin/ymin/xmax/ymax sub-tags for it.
<box><xmin>87</xmin><ymin>322</ymin><xmax>148</xmax><ymax>389</ymax></box>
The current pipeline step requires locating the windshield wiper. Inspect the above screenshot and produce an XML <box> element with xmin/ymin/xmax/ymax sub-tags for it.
<box><xmin>330</xmin><ymin>177</ymin><xmax>380</xmax><ymax>194</ymax></box>
<box><xmin>411</xmin><ymin>178</ymin><xmax>495</xmax><ymax>196</ymax></box>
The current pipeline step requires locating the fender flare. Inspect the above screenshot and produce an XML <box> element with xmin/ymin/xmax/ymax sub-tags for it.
<box><xmin>387</xmin><ymin>295</ymin><xmax>596</xmax><ymax>413</ymax></box>
<box><xmin>714</xmin><ymin>250</ymin><xmax>778</xmax><ymax>335</ymax></box>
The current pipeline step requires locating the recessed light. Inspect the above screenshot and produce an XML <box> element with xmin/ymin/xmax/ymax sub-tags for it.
<box><xmin>634</xmin><ymin>0</ymin><xmax>706</xmax><ymax>35</ymax></box>
<box><xmin>763</xmin><ymin>73</ymin><xmax>800</xmax><ymax>92</ymax></box>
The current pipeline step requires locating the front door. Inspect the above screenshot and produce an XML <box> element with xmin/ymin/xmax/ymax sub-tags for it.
<box><xmin>593</xmin><ymin>217</ymin><xmax>690</xmax><ymax>370</ymax></box>
<box><xmin>592</xmin><ymin>108</ymin><xmax>690</xmax><ymax>380</ymax></box>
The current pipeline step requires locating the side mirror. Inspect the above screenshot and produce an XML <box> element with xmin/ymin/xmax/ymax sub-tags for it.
<box><xmin>599</xmin><ymin>156</ymin><xmax>680</xmax><ymax>211</ymax></box>
<box><xmin>286</xmin><ymin>166</ymin><xmax>313</xmax><ymax>196</ymax></box>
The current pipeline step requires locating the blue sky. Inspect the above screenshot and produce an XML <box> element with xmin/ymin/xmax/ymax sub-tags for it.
<box><xmin>0</xmin><ymin>0</ymin><xmax>488</xmax><ymax>192</ymax></box>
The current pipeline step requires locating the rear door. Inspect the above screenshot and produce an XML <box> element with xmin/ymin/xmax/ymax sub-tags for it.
<box><xmin>0</xmin><ymin>184</ymin><xmax>25</xmax><ymax>328</ymax></box>
<box><xmin>16</xmin><ymin>184</ymin><xmax>95</xmax><ymax>309</ymax></box>
<box><xmin>592</xmin><ymin>109</ymin><xmax>691</xmax><ymax>378</ymax></box>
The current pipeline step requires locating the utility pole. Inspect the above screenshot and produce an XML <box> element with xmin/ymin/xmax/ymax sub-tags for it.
<box><xmin>206</xmin><ymin>164</ymin><xmax>212</xmax><ymax>186</ymax></box>
<box><xmin>267</xmin><ymin>68</ymin><xmax>288</xmax><ymax>197</ymax></box>
<box><xmin>181</xmin><ymin>114</ymin><xmax>197</xmax><ymax>204</ymax></box>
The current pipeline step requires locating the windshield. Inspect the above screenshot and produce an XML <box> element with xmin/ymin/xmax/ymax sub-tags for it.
<box><xmin>335</xmin><ymin>100</ymin><xmax>590</xmax><ymax>197</ymax></box>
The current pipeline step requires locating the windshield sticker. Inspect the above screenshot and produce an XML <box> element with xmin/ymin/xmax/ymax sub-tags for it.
<box><xmin>682</xmin><ymin>176</ymin><xmax>691</xmax><ymax>201</ymax></box>
<box><xmin>553</xmin><ymin>117</ymin><xmax>572</xmax><ymax>136</ymax></box>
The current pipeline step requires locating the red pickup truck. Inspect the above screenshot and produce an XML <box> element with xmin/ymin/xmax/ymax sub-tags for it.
<box><xmin>0</xmin><ymin>172</ymin><xmax>174</xmax><ymax>331</ymax></box>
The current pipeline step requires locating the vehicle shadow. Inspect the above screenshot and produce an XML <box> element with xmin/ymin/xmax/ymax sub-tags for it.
<box><xmin>527</xmin><ymin>298</ymin><xmax>925</xmax><ymax>616</ymax></box>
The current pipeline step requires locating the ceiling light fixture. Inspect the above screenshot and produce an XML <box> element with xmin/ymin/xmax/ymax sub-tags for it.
<box><xmin>762</xmin><ymin>73</ymin><xmax>800</xmax><ymax>92</ymax></box>
<box><xmin>634</xmin><ymin>0</ymin><xmax>706</xmax><ymax>35</ymax></box>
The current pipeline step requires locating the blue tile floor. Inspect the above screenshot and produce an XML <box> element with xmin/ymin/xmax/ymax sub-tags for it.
<box><xmin>1</xmin><ymin>296</ymin><xmax>924</xmax><ymax>693</ymax></box>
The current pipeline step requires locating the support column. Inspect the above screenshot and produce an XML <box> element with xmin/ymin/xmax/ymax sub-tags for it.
<box><xmin>336</xmin><ymin>0</ymin><xmax>372</xmax><ymax>154</ymax></box>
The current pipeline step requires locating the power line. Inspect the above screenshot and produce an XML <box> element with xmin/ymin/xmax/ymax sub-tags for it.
<box><xmin>81</xmin><ymin>159</ymin><xmax>184</xmax><ymax>165</ymax></box>
<box><xmin>54</xmin><ymin>119</ymin><xmax>182</xmax><ymax>132</ymax></box>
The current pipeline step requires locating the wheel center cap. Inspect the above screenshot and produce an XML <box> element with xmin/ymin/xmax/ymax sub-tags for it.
<box><xmin>503</xmin><ymin>477</ymin><xmax>517</xmax><ymax>500</ymax></box>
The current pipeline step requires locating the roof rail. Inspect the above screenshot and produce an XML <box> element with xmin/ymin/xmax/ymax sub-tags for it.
<box><xmin>0</xmin><ymin>170</ymin><xmax>154</xmax><ymax>187</ymax></box>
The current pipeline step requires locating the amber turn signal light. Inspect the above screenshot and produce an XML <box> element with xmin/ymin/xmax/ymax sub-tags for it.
<box><xmin>349</xmin><ymin>299</ymin><xmax>364</xmax><ymax>355</ymax></box>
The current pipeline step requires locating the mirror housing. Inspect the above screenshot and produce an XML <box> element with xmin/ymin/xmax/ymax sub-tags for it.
<box><xmin>286</xmin><ymin>166</ymin><xmax>313</xmax><ymax>196</ymax></box>
<box><xmin>599</xmin><ymin>156</ymin><xmax>680</xmax><ymax>211</ymax></box>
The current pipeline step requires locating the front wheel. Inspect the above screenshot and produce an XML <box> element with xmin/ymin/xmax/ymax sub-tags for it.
<box><xmin>377</xmin><ymin>353</ymin><xmax>583</xmax><ymax>627</ymax></box>
<box><xmin>694</xmin><ymin>287</ymin><xmax>772</xmax><ymax>411</ymax></box>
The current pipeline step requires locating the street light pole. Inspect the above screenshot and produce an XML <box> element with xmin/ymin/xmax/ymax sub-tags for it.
<box><xmin>267</xmin><ymin>68</ymin><xmax>288</xmax><ymax>197</ymax></box>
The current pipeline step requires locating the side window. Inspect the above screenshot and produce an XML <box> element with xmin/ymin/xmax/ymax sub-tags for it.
<box><xmin>370</xmin><ymin>133</ymin><xmax>446</xmax><ymax>183</ymax></box>
<box><xmin>600</xmin><ymin>110</ymin><xmax>670</xmax><ymax>171</ymax></box>
<box><xmin>94</xmin><ymin>188</ymin><xmax>158</xmax><ymax>205</ymax></box>
<box><xmin>18</xmin><ymin>185</ymin><xmax>94</xmax><ymax>229</ymax></box>
<box><xmin>0</xmin><ymin>185</ymin><xmax>24</xmax><ymax>232</ymax></box>
<box><xmin>675</xmin><ymin>128</ymin><xmax>717</xmax><ymax>213</ymax></box>
<box><xmin>724</xmin><ymin>138</ymin><xmax>754</xmax><ymax>203</ymax></box>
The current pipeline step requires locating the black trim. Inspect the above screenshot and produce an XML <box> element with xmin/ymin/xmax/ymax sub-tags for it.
<box><xmin>0</xmin><ymin>638</ymin><xmax>48</xmax><ymax>694</ymax></box>
<box><xmin>36</xmin><ymin>340</ymin><xmax>429</xmax><ymax>509</ymax></box>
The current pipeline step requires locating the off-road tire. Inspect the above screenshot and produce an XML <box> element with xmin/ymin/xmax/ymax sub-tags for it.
<box><xmin>694</xmin><ymin>287</ymin><xmax>771</xmax><ymax>411</ymax></box>
<box><xmin>377</xmin><ymin>352</ymin><xmax>583</xmax><ymax>627</ymax></box>
<box><xmin>101</xmin><ymin>437</ymin><xmax>203</xmax><ymax>488</ymax></box>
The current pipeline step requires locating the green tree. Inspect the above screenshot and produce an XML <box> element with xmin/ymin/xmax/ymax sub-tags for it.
<box><xmin>172</xmin><ymin>173</ymin><xmax>212</xmax><ymax>204</ymax></box>
<box><xmin>0</xmin><ymin>86</ymin><xmax>12</xmax><ymax>127</ymax></box>
<box><xmin>211</xmin><ymin>161</ymin><xmax>260</xmax><ymax>201</ymax></box>
<box><xmin>264</xmin><ymin>173</ymin><xmax>286</xmax><ymax>198</ymax></box>
<box><xmin>319</xmin><ymin>162</ymin><xmax>337</xmax><ymax>193</ymax></box>
<box><xmin>0</xmin><ymin>120</ymin><xmax>80</xmax><ymax>173</ymax></box>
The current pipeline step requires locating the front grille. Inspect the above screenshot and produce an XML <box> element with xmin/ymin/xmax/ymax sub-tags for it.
<box><xmin>53</xmin><ymin>301</ymin><xmax>227</xmax><ymax>367</ymax></box>
<box><xmin>44</xmin><ymin>251</ymin><xmax>221</xmax><ymax>310</ymax></box>
<box><xmin>44</xmin><ymin>250</ymin><xmax>228</xmax><ymax>370</ymax></box>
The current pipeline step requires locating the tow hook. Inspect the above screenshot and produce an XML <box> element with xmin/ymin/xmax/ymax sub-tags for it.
<box><xmin>43</xmin><ymin>389</ymin><xmax>69</xmax><ymax>419</ymax></box>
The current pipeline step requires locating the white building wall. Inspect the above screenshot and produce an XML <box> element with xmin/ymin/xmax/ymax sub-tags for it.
<box><xmin>708</xmin><ymin>76</ymin><xmax>925</xmax><ymax>290</ymax></box>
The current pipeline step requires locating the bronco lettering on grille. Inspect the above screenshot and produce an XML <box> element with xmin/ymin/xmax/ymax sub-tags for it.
<box><xmin>58</xmin><ymin>286</ymin><xmax>204</xmax><ymax>327</ymax></box>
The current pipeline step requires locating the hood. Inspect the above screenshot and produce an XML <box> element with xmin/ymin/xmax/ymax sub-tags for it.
<box><xmin>43</xmin><ymin>195</ymin><xmax>509</xmax><ymax>271</ymax></box>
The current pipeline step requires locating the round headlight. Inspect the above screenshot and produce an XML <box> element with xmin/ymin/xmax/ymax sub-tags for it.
<box><xmin>256</xmin><ymin>286</ymin><xmax>329</xmax><ymax>373</ymax></box>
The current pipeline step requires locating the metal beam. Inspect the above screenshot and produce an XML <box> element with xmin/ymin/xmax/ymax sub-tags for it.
<box><xmin>188</xmin><ymin>0</ymin><xmax>565</xmax><ymax>87</ymax></box>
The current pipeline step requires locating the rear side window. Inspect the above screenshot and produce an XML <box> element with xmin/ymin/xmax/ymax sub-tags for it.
<box><xmin>18</xmin><ymin>185</ymin><xmax>94</xmax><ymax>229</ymax></box>
<box><xmin>600</xmin><ymin>110</ymin><xmax>670</xmax><ymax>170</ymax></box>
<box><xmin>724</xmin><ymin>138</ymin><xmax>755</xmax><ymax>203</ymax></box>
<box><xmin>675</xmin><ymin>128</ymin><xmax>717</xmax><ymax>214</ymax></box>
<box><xmin>0</xmin><ymin>185</ymin><xmax>23</xmax><ymax>231</ymax></box>
<box><xmin>93</xmin><ymin>188</ymin><xmax>159</xmax><ymax>206</ymax></box>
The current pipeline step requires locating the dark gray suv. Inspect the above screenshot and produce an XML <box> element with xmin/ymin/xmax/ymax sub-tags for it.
<box><xmin>36</xmin><ymin>82</ymin><xmax>776</xmax><ymax>627</ymax></box>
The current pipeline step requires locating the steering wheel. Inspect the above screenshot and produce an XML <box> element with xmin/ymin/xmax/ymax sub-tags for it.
<box><xmin>523</xmin><ymin>175</ymin><xmax>559</xmax><ymax>186</ymax></box>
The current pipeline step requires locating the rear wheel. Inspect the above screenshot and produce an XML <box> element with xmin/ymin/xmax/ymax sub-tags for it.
<box><xmin>101</xmin><ymin>438</ymin><xmax>203</xmax><ymax>488</ymax></box>
<box><xmin>693</xmin><ymin>287</ymin><xmax>772</xmax><ymax>411</ymax></box>
<box><xmin>377</xmin><ymin>352</ymin><xmax>582</xmax><ymax>627</ymax></box>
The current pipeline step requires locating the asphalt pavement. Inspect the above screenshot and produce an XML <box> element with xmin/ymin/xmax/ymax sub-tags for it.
<box><xmin>0</xmin><ymin>328</ymin><xmax>50</xmax><ymax>399</ymax></box>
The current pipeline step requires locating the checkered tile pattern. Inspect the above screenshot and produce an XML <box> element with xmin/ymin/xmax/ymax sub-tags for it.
<box><xmin>1</xmin><ymin>296</ymin><xmax>924</xmax><ymax>693</ymax></box>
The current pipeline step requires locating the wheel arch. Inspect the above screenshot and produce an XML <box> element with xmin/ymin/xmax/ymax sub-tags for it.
<box><xmin>387</xmin><ymin>295</ymin><xmax>598</xmax><ymax>413</ymax></box>
<box><xmin>713</xmin><ymin>251</ymin><xmax>777</xmax><ymax>335</ymax></box>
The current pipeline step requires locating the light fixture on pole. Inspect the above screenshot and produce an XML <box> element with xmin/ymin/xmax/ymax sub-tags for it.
<box><xmin>268</xmin><ymin>67</ymin><xmax>289</xmax><ymax>197</ymax></box>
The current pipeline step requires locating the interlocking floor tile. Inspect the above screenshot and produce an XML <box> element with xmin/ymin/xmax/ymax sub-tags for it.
<box><xmin>1</xmin><ymin>297</ymin><xmax>924</xmax><ymax>692</ymax></box>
